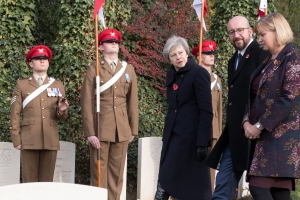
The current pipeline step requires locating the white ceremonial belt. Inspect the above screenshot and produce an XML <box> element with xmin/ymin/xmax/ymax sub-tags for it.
<box><xmin>22</xmin><ymin>78</ymin><xmax>55</xmax><ymax>109</ymax></box>
<box><xmin>98</xmin><ymin>61</ymin><xmax>127</xmax><ymax>94</ymax></box>
<box><xmin>211</xmin><ymin>73</ymin><xmax>217</xmax><ymax>90</ymax></box>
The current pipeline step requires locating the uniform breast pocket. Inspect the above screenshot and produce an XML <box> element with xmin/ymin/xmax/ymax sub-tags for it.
<box><xmin>47</xmin><ymin>96</ymin><xmax>59</xmax><ymax>109</ymax></box>
<box><xmin>120</xmin><ymin>75</ymin><xmax>130</xmax><ymax>94</ymax></box>
<box><xmin>213</xmin><ymin>87</ymin><xmax>220</xmax><ymax>101</ymax></box>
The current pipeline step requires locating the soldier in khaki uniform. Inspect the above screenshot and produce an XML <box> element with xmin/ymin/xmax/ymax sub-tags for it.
<box><xmin>10</xmin><ymin>45</ymin><xmax>69</xmax><ymax>182</ymax></box>
<box><xmin>80</xmin><ymin>28</ymin><xmax>138</xmax><ymax>200</ymax></box>
<box><xmin>192</xmin><ymin>40</ymin><xmax>222</xmax><ymax>192</ymax></box>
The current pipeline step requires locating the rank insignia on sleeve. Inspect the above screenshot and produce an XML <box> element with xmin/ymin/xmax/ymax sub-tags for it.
<box><xmin>11</xmin><ymin>96</ymin><xmax>16</xmax><ymax>105</ymax></box>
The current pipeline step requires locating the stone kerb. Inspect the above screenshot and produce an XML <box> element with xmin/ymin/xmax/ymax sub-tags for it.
<box><xmin>0</xmin><ymin>182</ymin><xmax>108</xmax><ymax>200</ymax></box>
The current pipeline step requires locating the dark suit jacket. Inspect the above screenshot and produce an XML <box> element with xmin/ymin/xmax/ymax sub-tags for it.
<box><xmin>206</xmin><ymin>40</ymin><xmax>270</xmax><ymax>171</ymax></box>
<box><xmin>243</xmin><ymin>43</ymin><xmax>300</xmax><ymax>178</ymax></box>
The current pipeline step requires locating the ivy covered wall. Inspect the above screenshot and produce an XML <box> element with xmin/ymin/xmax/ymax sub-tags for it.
<box><xmin>1</xmin><ymin>0</ymin><xmax>299</xmax><ymax>199</ymax></box>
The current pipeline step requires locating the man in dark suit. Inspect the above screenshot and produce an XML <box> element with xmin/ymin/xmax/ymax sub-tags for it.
<box><xmin>205</xmin><ymin>16</ymin><xmax>269</xmax><ymax>199</ymax></box>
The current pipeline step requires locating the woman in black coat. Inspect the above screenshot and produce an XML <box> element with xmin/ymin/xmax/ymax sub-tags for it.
<box><xmin>155</xmin><ymin>35</ymin><xmax>213</xmax><ymax>200</ymax></box>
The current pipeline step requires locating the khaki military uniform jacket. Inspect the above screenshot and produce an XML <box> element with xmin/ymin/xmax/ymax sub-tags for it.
<box><xmin>10</xmin><ymin>76</ymin><xmax>68</xmax><ymax>150</ymax></box>
<box><xmin>80</xmin><ymin>60</ymin><xmax>138</xmax><ymax>142</ymax></box>
<box><xmin>211</xmin><ymin>73</ymin><xmax>222</xmax><ymax>139</ymax></box>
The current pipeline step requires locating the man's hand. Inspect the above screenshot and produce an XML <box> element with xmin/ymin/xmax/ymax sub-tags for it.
<box><xmin>15</xmin><ymin>145</ymin><xmax>22</xmax><ymax>150</ymax></box>
<box><xmin>197</xmin><ymin>146</ymin><xmax>208</xmax><ymax>161</ymax></box>
<box><xmin>88</xmin><ymin>136</ymin><xmax>100</xmax><ymax>149</ymax></box>
<box><xmin>129</xmin><ymin>136</ymin><xmax>135</xmax><ymax>143</ymax></box>
<box><xmin>58</xmin><ymin>97</ymin><xmax>69</xmax><ymax>113</ymax></box>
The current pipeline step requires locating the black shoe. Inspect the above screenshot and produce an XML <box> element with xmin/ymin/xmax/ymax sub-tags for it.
<box><xmin>154</xmin><ymin>183</ymin><xmax>169</xmax><ymax>200</ymax></box>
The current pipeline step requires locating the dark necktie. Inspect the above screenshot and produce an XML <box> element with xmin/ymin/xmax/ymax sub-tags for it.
<box><xmin>235</xmin><ymin>53</ymin><xmax>242</xmax><ymax>72</ymax></box>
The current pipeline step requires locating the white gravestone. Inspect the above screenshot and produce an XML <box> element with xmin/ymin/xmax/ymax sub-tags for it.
<box><xmin>120</xmin><ymin>154</ymin><xmax>127</xmax><ymax>200</ymax></box>
<box><xmin>53</xmin><ymin>141</ymin><xmax>76</xmax><ymax>183</ymax></box>
<box><xmin>0</xmin><ymin>142</ymin><xmax>20</xmax><ymax>186</ymax></box>
<box><xmin>238</xmin><ymin>171</ymin><xmax>251</xmax><ymax>198</ymax></box>
<box><xmin>0</xmin><ymin>182</ymin><xmax>108</xmax><ymax>200</ymax></box>
<box><xmin>137</xmin><ymin>137</ymin><xmax>162</xmax><ymax>200</ymax></box>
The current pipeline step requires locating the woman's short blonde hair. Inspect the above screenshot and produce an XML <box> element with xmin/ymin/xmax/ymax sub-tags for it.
<box><xmin>254</xmin><ymin>12</ymin><xmax>293</xmax><ymax>46</ymax></box>
<box><xmin>163</xmin><ymin>35</ymin><xmax>189</xmax><ymax>61</ymax></box>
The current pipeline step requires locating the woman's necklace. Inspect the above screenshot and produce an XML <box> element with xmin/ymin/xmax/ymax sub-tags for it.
<box><xmin>261</xmin><ymin>59</ymin><xmax>275</xmax><ymax>73</ymax></box>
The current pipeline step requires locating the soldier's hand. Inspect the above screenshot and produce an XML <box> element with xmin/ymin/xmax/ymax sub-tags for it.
<box><xmin>129</xmin><ymin>136</ymin><xmax>134</xmax><ymax>143</ymax></box>
<box><xmin>58</xmin><ymin>97</ymin><xmax>69</xmax><ymax>112</ymax></box>
<box><xmin>88</xmin><ymin>136</ymin><xmax>100</xmax><ymax>149</ymax></box>
<box><xmin>15</xmin><ymin>145</ymin><xmax>22</xmax><ymax>150</ymax></box>
<box><xmin>197</xmin><ymin>146</ymin><xmax>207</xmax><ymax>161</ymax></box>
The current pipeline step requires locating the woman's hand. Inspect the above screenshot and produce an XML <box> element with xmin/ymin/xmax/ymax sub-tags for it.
<box><xmin>244</xmin><ymin>122</ymin><xmax>261</xmax><ymax>140</ymax></box>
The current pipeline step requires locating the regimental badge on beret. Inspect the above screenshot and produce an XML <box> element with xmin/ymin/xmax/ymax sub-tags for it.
<box><xmin>26</xmin><ymin>45</ymin><xmax>52</xmax><ymax>62</ymax></box>
<box><xmin>98</xmin><ymin>28</ymin><xmax>122</xmax><ymax>45</ymax></box>
<box><xmin>191</xmin><ymin>40</ymin><xmax>217</xmax><ymax>57</ymax></box>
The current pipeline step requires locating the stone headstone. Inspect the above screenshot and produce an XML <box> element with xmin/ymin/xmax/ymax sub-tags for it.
<box><xmin>0</xmin><ymin>142</ymin><xmax>20</xmax><ymax>186</ymax></box>
<box><xmin>137</xmin><ymin>137</ymin><xmax>162</xmax><ymax>200</ymax></box>
<box><xmin>0</xmin><ymin>182</ymin><xmax>108</xmax><ymax>200</ymax></box>
<box><xmin>53</xmin><ymin>141</ymin><xmax>76</xmax><ymax>183</ymax></box>
<box><xmin>120</xmin><ymin>154</ymin><xmax>127</xmax><ymax>200</ymax></box>
<box><xmin>237</xmin><ymin>171</ymin><xmax>250</xmax><ymax>198</ymax></box>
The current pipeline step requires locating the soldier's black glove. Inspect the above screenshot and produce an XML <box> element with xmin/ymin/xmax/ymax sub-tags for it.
<box><xmin>197</xmin><ymin>146</ymin><xmax>208</xmax><ymax>161</ymax></box>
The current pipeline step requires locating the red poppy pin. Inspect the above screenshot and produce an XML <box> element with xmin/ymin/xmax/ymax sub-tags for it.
<box><xmin>173</xmin><ymin>83</ymin><xmax>178</xmax><ymax>91</ymax></box>
<box><xmin>245</xmin><ymin>54</ymin><xmax>250</xmax><ymax>58</ymax></box>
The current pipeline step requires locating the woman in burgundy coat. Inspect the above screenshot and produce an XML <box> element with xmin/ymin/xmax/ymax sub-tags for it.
<box><xmin>243</xmin><ymin>13</ymin><xmax>300</xmax><ymax>199</ymax></box>
<box><xmin>154</xmin><ymin>35</ymin><xmax>213</xmax><ymax>200</ymax></box>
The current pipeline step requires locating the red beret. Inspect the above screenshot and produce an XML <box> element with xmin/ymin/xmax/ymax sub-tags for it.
<box><xmin>98</xmin><ymin>28</ymin><xmax>122</xmax><ymax>45</ymax></box>
<box><xmin>26</xmin><ymin>45</ymin><xmax>52</xmax><ymax>62</ymax></box>
<box><xmin>191</xmin><ymin>40</ymin><xmax>217</xmax><ymax>57</ymax></box>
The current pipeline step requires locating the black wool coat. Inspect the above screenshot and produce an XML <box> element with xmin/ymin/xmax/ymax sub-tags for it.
<box><xmin>158</xmin><ymin>57</ymin><xmax>213</xmax><ymax>200</ymax></box>
<box><xmin>205</xmin><ymin>40</ymin><xmax>270</xmax><ymax>171</ymax></box>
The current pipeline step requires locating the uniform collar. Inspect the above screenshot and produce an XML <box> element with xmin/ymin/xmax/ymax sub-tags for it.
<box><xmin>33</xmin><ymin>74</ymin><xmax>47</xmax><ymax>82</ymax></box>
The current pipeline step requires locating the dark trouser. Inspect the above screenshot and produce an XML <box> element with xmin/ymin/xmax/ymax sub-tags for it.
<box><xmin>21</xmin><ymin>149</ymin><xmax>57</xmax><ymax>182</ymax></box>
<box><xmin>249</xmin><ymin>185</ymin><xmax>290</xmax><ymax>200</ymax></box>
<box><xmin>212</xmin><ymin>144</ymin><xmax>244</xmax><ymax>200</ymax></box>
